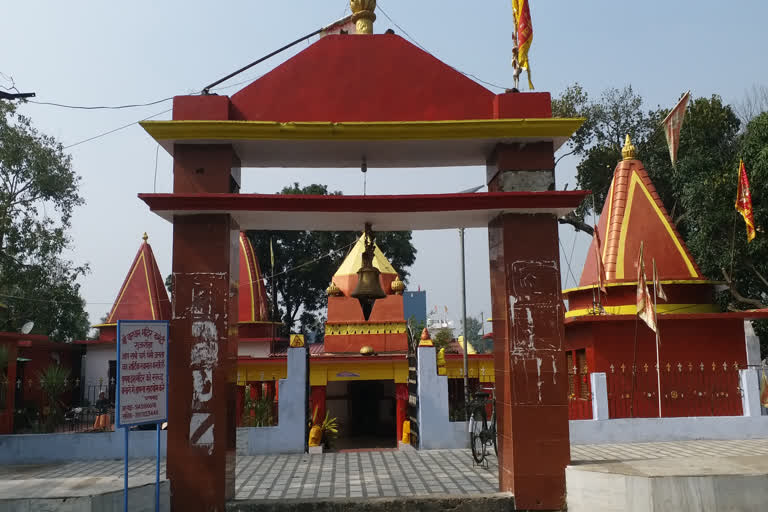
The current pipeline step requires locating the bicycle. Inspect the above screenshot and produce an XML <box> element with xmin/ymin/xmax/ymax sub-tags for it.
<box><xmin>469</xmin><ymin>387</ymin><xmax>497</xmax><ymax>465</ymax></box>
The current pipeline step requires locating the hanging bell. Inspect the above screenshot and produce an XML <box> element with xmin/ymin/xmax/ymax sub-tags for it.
<box><xmin>350</xmin><ymin>224</ymin><xmax>387</xmax><ymax>321</ymax></box>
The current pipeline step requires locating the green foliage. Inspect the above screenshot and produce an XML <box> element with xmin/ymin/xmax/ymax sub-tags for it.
<box><xmin>246</xmin><ymin>183</ymin><xmax>416</xmax><ymax>334</ymax></box>
<box><xmin>0</xmin><ymin>101</ymin><xmax>89</xmax><ymax>341</ymax></box>
<box><xmin>242</xmin><ymin>391</ymin><xmax>275</xmax><ymax>427</ymax></box>
<box><xmin>432</xmin><ymin>327</ymin><xmax>454</xmax><ymax>351</ymax></box>
<box><xmin>555</xmin><ymin>84</ymin><xmax>768</xmax><ymax>357</ymax></box>
<box><xmin>38</xmin><ymin>364</ymin><xmax>71</xmax><ymax>432</ymax></box>
<box><xmin>463</xmin><ymin>316</ymin><xmax>492</xmax><ymax>354</ymax></box>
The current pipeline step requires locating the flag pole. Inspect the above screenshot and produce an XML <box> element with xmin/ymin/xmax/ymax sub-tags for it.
<box><xmin>653</xmin><ymin>259</ymin><xmax>662</xmax><ymax>418</ymax></box>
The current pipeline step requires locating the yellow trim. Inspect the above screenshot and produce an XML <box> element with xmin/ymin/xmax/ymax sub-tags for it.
<box><xmin>616</xmin><ymin>173</ymin><xmax>698</xmax><ymax>279</ymax></box>
<box><xmin>325</xmin><ymin>322</ymin><xmax>407</xmax><ymax>336</ymax></box>
<box><xmin>445</xmin><ymin>359</ymin><xmax>495</xmax><ymax>383</ymax></box>
<box><xmin>92</xmin><ymin>323</ymin><xmax>117</xmax><ymax>328</ymax></box>
<box><xmin>562</xmin><ymin>280</ymin><xmax>719</xmax><ymax>294</ymax></box>
<box><xmin>602</xmin><ymin>180</ymin><xmax>614</xmax><ymax>263</ymax></box>
<box><xmin>108</xmin><ymin>252</ymin><xmax>144</xmax><ymax>323</ymax></box>
<box><xmin>140</xmin><ymin>118</ymin><xmax>585</xmax><ymax>143</ymax></box>
<box><xmin>142</xmin><ymin>254</ymin><xmax>155</xmax><ymax>320</ymax></box>
<box><xmin>334</xmin><ymin>236</ymin><xmax>397</xmax><ymax>277</ymax></box>
<box><xmin>565</xmin><ymin>303</ymin><xmax>718</xmax><ymax>319</ymax></box>
<box><xmin>239</xmin><ymin>237</ymin><xmax>256</xmax><ymax>322</ymax></box>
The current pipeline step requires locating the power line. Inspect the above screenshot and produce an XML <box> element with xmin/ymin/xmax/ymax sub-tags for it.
<box><xmin>63</xmin><ymin>108</ymin><xmax>171</xmax><ymax>149</ymax></box>
<box><xmin>377</xmin><ymin>3</ymin><xmax>508</xmax><ymax>91</ymax></box>
<box><xmin>29</xmin><ymin>97</ymin><xmax>173</xmax><ymax>110</ymax></box>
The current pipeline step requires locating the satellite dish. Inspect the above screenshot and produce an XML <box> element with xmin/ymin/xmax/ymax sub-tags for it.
<box><xmin>20</xmin><ymin>321</ymin><xmax>34</xmax><ymax>335</ymax></box>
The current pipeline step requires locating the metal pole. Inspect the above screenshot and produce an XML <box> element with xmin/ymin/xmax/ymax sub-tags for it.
<box><xmin>155</xmin><ymin>423</ymin><xmax>161</xmax><ymax>512</ymax></box>
<box><xmin>459</xmin><ymin>228</ymin><xmax>470</xmax><ymax>420</ymax></box>
<box><xmin>124</xmin><ymin>427</ymin><xmax>129</xmax><ymax>512</ymax></box>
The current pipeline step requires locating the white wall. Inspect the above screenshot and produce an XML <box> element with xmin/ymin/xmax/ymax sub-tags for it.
<box><xmin>83</xmin><ymin>344</ymin><xmax>115</xmax><ymax>392</ymax></box>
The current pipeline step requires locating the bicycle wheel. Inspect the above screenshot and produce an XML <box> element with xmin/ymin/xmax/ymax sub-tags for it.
<box><xmin>470</xmin><ymin>408</ymin><xmax>487</xmax><ymax>464</ymax></box>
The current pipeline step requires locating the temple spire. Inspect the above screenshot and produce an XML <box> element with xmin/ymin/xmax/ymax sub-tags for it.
<box><xmin>621</xmin><ymin>134</ymin><xmax>636</xmax><ymax>161</ymax></box>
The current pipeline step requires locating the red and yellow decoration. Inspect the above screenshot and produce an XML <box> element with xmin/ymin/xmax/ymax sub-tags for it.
<box><xmin>512</xmin><ymin>0</ymin><xmax>534</xmax><ymax>89</ymax></box>
<box><xmin>735</xmin><ymin>159</ymin><xmax>756</xmax><ymax>243</ymax></box>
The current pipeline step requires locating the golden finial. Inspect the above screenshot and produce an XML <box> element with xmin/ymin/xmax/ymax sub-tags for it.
<box><xmin>418</xmin><ymin>327</ymin><xmax>433</xmax><ymax>347</ymax></box>
<box><xmin>621</xmin><ymin>134</ymin><xmax>636</xmax><ymax>161</ymax></box>
<box><xmin>142</xmin><ymin>232</ymin><xmax>149</xmax><ymax>242</ymax></box>
<box><xmin>390</xmin><ymin>276</ymin><xmax>404</xmax><ymax>295</ymax></box>
<box><xmin>350</xmin><ymin>0</ymin><xmax>376</xmax><ymax>34</ymax></box>
<box><xmin>360</xmin><ymin>345</ymin><xmax>375</xmax><ymax>355</ymax></box>
<box><xmin>326</xmin><ymin>282</ymin><xmax>342</xmax><ymax>296</ymax></box>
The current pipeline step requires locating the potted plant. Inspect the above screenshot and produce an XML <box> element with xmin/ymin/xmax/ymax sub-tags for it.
<box><xmin>308</xmin><ymin>406</ymin><xmax>338</xmax><ymax>451</ymax></box>
<box><xmin>38</xmin><ymin>364</ymin><xmax>70</xmax><ymax>432</ymax></box>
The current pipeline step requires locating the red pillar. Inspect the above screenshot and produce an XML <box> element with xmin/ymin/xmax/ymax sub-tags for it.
<box><xmin>236</xmin><ymin>386</ymin><xmax>245</xmax><ymax>427</ymax></box>
<box><xmin>0</xmin><ymin>340</ymin><xmax>18</xmax><ymax>434</ymax></box>
<box><xmin>395</xmin><ymin>383</ymin><xmax>408</xmax><ymax>442</ymax></box>
<box><xmin>167</xmin><ymin>94</ymin><xmax>240</xmax><ymax>512</ymax></box>
<box><xmin>488</xmin><ymin>143</ymin><xmax>570</xmax><ymax>510</ymax></box>
<box><xmin>310</xmin><ymin>385</ymin><xmax>326</xmax><ymax>424</ymax></box>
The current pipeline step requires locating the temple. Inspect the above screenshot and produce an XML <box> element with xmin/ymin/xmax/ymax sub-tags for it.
<box><xmin>77</xmin><ymin>233</ymin><xmax>171</xmax><ymax>404</ymax></box>
<box><xmin>563</xmin><ymin>137</ymin><xmax>768</xmax><ymax>418</ymax></box>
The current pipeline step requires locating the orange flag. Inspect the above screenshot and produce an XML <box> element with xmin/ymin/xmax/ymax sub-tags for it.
<box><xmin>512</xmin><ymin>0</ymin><xmax>534</xmax><ymax>89</ymax></box>
<box><xmin>760</xmin><ymin>370</ymin><xmax>768</xmax><ymax>408</ymax></box>
<box><xmin>662</xmin><ymin>91</ymin><xmax>690</xmax><ymax>166</ymax></box>
<box><xmin>652</xmin><ymin>258</ymin><xmax>668</xmax><ymax>302</ymax></box>
<box><xmin>735</xmin><ymin>159</ymin><xmax>756</xmax><ymax>243</ymax></box>
<box><xmin>636</xmin><ymin>242</ymin><xmax>656</xmax><ymax>333</ymax></box>
<box><xmin>594</xmin><ymin>225</ymin><xmax>607</xmax><ymax>294</ymax></box>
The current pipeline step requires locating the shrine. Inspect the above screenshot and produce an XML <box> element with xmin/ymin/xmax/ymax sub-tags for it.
<box><xmin>137</xmin><ymin>3</ymin><xmax>586</xmax><ymax>509</ymax></box>
<box><xmin>563</xmin><ymin>137</ymin><xmax>768</xmax><ymax>418</ymax></box>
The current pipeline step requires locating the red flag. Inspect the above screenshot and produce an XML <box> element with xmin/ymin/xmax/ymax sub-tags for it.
<box><xmin>662</xmin><ymin>91</ymin><xmax>690</xmax><ymax>166</ymax></box>
<box><xmin>594</xmin><ymin>225</ymin><xmax>607</xmax><ymax>294</ymax></box>
<box><xmin>736</xmin><ymin>159</ymin><xmax>757</xmax><ymax>242</ymax></box>
<box><xmin>636</xmin><ymin>242</ymin><xmax>656</xmax><ymax>333</ymax></box>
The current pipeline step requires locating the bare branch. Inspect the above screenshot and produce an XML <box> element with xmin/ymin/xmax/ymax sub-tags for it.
<box><xmin>721</xmin><ymin>267</ymin><xmax>766</xmax><ymax>309</ymax></box>
<box><xmin>558</xmin><ymin>213</ymin><xmax>594</xmax><ymax>236</ymax></box>
<box><xmin>746</xmin><ymin>262</ymin><xmax>768</xmax><ymax>290</ymax></box>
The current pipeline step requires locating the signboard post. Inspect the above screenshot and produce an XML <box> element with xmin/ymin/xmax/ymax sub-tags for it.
<box><xmin>117</xmin><ymin>320</ymin><xmax>169</xmax><ymax>512</ymax></box>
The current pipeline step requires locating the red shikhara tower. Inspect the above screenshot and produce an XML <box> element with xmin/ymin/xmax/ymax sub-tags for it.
<box><xmin>93</xmin><ymin>233</ymin><xmax>171</xmax><ymax>342</ymax></box>
<box><xmin>237</xmin><ymin>232</ymin><xmax>281</xmax><ymax>349</ymax></box>
<box><xmin>563</xmin><ymin>137</ymin><xmax>768</xmax><ymax>418</ymax></box>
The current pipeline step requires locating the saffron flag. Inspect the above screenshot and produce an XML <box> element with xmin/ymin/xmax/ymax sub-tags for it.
<box><xmin>512</xmin><ymin>0</ymin><xmax>534</xmax><ymax>90</ymax></box>
<box><xmin>652</xmin><ymin>258</ymin><xmax>668</xmax><ymax>302</ymax></box>
<box><xmin>662</xmin><ymin>91</ymin><xmax>690</xmax><ymax>166</ymax></box>
<box><xmin>736</xmin><ymin>159</ymin><xmax>757</xmax><ymax>242</ymax></box>
<box><xmin>594</xmin><ymin>225</ymin><xmax>607</xmax><ymax>294</ymax></box>
<box><xmin>636</xmin><ymin>242</ymin><xmax>656</xmax><ymax>333</ymax></box>
<box><xmin>270</xmin><ymin>238</ymin><xmax>275</xmax><ymax>270</ymax></box>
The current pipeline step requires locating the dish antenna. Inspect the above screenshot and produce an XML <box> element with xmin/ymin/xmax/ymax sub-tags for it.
<box><xmin>20</xmin><ymin>321</ymin><xmax>34</xmax><ymax>335</ymax></box>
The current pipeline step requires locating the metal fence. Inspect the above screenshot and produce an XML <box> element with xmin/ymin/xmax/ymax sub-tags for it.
<box><xmin>12</xmin><ymin>383</ymin><xmax>115</xmax><ymax>434</ymax></box>
<box><xmin>606</xmin><ymin>361</ymin><xmax>743</xmax><ymax>418</ymax></box>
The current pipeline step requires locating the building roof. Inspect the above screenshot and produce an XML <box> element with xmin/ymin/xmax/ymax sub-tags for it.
<box><xmin>334</xmin><ymin>233</ymin><xmax>398</xmax><ymax>278</ymax></box>
<box><xmin>238</xmin><ymin>232</ymin><xmax>270</xmax><ymax>324</ymax></box>
<box><xmin>94</xmin><ymin>233</ymin><xmax>171</xmax><ymax>328</ymax></box>
<box><xmin>578</xmin><ymin>139</ymin><xmax>704</xmax><ymax>288</ymax></box>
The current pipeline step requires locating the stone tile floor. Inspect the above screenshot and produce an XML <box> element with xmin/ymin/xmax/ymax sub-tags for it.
<box><xmin>3</xmin><ymin>439</ymin><xmax>768</xmax><ymax>500</ymax></box>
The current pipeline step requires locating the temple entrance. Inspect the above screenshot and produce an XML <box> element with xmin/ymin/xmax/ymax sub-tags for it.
<box><xmin>326</xmin><ymin>380</ymin><xmax>396</xmax><ymax>450</ymax></box>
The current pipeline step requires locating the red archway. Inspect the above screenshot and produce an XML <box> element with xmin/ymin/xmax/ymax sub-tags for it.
<box><xmin>140</xmin><ymin>33</ymin><xmax>585</xmax><ymax>511</ymax></box>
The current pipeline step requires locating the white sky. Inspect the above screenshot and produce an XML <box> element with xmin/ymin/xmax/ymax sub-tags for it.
<box><xmin>1</xmin><ymin>1</ymin><xmax>766</xmax><ymax>332</ymax></box>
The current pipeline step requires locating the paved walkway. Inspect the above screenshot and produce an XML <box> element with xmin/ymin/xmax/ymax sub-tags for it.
<box><xmin>3</xmin><ymin>439</ymin><xmax>768</xmax><ymax>500</ymax></box>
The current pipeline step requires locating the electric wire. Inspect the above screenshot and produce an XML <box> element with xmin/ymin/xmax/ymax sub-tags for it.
<box><xmin>377</xmin><ymin>3</ymin><xmax>508</xmax><ymax>91</ymax></box>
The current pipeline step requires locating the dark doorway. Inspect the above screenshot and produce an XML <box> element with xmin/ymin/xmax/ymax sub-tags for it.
<box><xmin>329</xmin><ymin>380</ymin><xmax>396</xmax><ymax>450</ymax></box>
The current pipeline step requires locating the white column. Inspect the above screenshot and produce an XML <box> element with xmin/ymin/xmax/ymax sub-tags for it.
<box><xmin>744</xmin><ymin>321</ymin><xmax>761</xmax><ymax>366</ymax></box>
<box><xmin>740</xmin><ymin>368</ymin><xmax>761</xmax><ymax>417</ymax></box>
<box><xmin>590</xmin><ymin>372</ymin><xmax>609</xmax><ymax>420</ymax></box>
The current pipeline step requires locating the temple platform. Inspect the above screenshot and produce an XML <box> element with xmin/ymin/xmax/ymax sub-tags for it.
<box><xmin>0</xmin><ymin>474</ymin><xmax>169</xmax><ymax>512</ymax></box>
<box><xmin>567</xmin><ymin>452</ymin><xmax>768</xmax><ymax>512</ymax></box>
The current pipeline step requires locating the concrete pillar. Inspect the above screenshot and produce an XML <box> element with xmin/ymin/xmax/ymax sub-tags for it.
<box><xmin>487</xmin><ymin>142</ymin><xmax>569</xmax><ymax>510</ymax></box>
<box><xmin>0</xmin><ymin>340</ymin><xmax>18</xmax><ymax>434</ymax></box>
<box><xmin>167</xmin><ymin>95</ymin><xmax>240</xmax><ymax>511</ymax></box>
<box><xmin>744</xmin><ymin>321</ymin><xmax>761</xmax><ymax>366</ymax></box>
<box><xmin>590</xmin><ymin>373</ymin><xmax>609</xmax><ymax>420</ymax></box>
<box><xmin>395</xmin><ymin>383</ymin><xmax>408</xmax><ymax>441</ymax></box>
<box><xmin>740</xmin><ymin>368</ymin><xmax>762</xmax><ymax>417</ymax></box>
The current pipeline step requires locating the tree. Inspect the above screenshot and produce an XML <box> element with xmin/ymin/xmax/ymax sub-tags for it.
<box><xmin>463</xmin><ymin>316</ymin><xmax>492</xmax><ymax>354</ymax></box>
<box><xmin>0</xmin><ymin>101</ymin><xmax>89</xmax><ymax>341</ymax></box>
<box><xmin>432</xmin><ymin>327</ymin><xmax>454</xmax><ymax>351</ymax></box>
<box><xmin>247</xmin><ymin>183</ymin><xmax>417</xmax><ymax>334</ymax></box>
<box><xmin>555</xmin><ymin>84</ymin><xmax>768</xmax><ymax>357</ymax></box>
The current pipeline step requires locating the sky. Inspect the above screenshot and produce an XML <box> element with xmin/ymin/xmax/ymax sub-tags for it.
<box><xmin>1</xmin><ymin>1</ymin><xmax>767</xmax><ymax>335</ymax></box>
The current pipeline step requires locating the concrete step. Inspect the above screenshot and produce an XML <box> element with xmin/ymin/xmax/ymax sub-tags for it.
<box><xmin>227</xmin><ymin>493</ymin><xmax>515</xmax><ymax>512</ymax></box>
